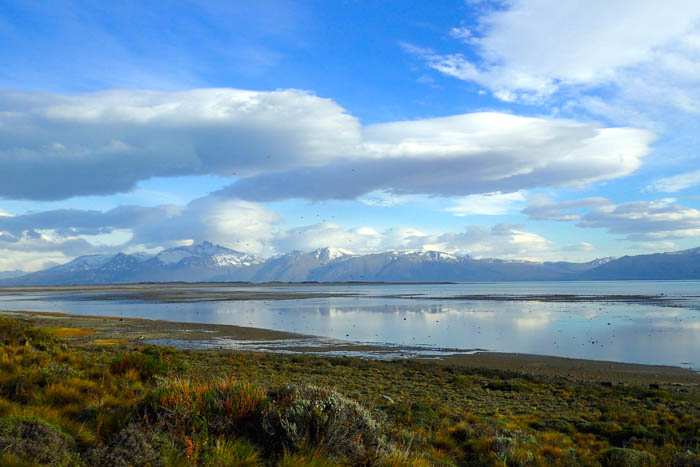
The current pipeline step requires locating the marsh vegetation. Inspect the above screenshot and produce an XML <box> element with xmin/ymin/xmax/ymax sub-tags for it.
<box><xmin>0</xmin><ymin>317</ymin><xmax>698</xmax><ymax>466</ymax></box>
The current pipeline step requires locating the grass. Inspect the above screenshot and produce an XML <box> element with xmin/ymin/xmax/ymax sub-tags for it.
<box><xmin>0</xmin><ymin>316</ymin><xmax>698</xmax><ymax>465</ymax></box>
<box><xmin>43</xmin><ymin>327</ymin><xmax>95</xmax><ymax>338</ymax></box>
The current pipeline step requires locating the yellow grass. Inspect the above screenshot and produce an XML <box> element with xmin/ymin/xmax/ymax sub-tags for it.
<box><xmin>44</xmin><ymin>327</ymin><xmax>94</xmax><ymax>337</ymax></box>
<box><xmin>92</xmin><ymin>338</ymin><xmax>123</xmax><ymax>346</ymax></box>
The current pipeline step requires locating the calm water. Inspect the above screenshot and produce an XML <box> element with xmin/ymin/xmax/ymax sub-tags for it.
<box><xmin>1</xmin><ymin>281</ymin><xmax>699</xmax><ymax>369</ymax></box>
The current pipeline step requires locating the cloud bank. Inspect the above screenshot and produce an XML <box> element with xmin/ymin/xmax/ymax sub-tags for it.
<box><xmin>0</xmin><ymin>196</ymin><xmax>557</xmax><ymax>271</ymax></box>
<box><xmin>0</xmin><ymin>88</ymin><xmax>360</xmax><ymax>200</ymax></box>
<box><xmin>1</xmin><ymin>89</ymin><xmax>653</xmax><ymax>201</ymax></box>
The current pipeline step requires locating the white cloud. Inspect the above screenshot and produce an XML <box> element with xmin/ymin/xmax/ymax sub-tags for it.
<box><xmin>129</xmin><ymin>196</ymin><xmax>284</xmax><ymax>255</ymax></box>
<box><xmin>647</xmin><ymin>169</ymin><xmax>700</xmax><ymax>193</ymax></box>
<box><xmin>522</xmin><ymin>195</ymin><xmax>610</xmax><ymax>221</ymax></box>
<box><xmin>408</xmin><ymin>1</ymin><xmax>700</xmax><ymax>111</ymax></box>
<box><xmin>419</xmin><ymin>224</ymin><xmax>552</xmax><ymax>260</ymax></box>
<box><xmin>449</xmin><ymin>27</ymin><xmax>472</xmax><ymax>42</ymax></box>
<box><xmin>562</xmin><ymin>242</ymin><xmax>596</xmax><ymax>252</ymax></box>
<box><xmin>274</xmin><ymin>222</ymin><xmax>384</xmax><ymax>254</ymax></box>
<box><xmin>580</xmin><ymin>199</ymin><xmax>700</xmax><ymax>240</ymax></box>
<box><xmin>446</xmin><ymin>191</ymin><xmax>525</xmax><ymax>216</ymax></box>
<box><xmin>1</xmin><ymin>197</ymin><xmax>562</xmax><ymax>269</ymax></box>
<box><xmin>358</xmin><ymin>191</ymin><xmax>416</xmax><ymax>207</ymax></box>
<box><xmin>0</xmin><ymin>195</ymin><xmax>284</xmax><ymax>263</ymax></box>
<box><xmin>0</xmin><ymin>88</ymin><xmax>361</xmax><ymax>200</ymax></box>
<box><xmin>221</xmin><ymin>112</ymin><xmax>654</xmax><ymax>201</ymax></box>
<box><xmin>0</xmin><ymin>229</ymin><xmax>100</xmax><ymax>271</ymax></box>
<box><xmin>273</xmin><ymin>222</ymin><xmax>553</xmax><ymax>260</ymax></box>
<box><xmin>630</xmin><ymin>241</ymin><xmax>679</xmax><ymax>252</ymax></box>
<box><xmin>1</xmin><ymin>90</ymin><xmax>654</xmax><ymax>201</ymax></box>
<box><xmin>524</xmin><ymin>196</ymin><xmax>700</xmax><ymax>241</ymax></box>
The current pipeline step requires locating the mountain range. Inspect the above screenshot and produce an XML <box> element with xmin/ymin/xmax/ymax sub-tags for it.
<box><xmin>2</xmin><ymin>241</ymin><xmax>700</xmax><ymax>285</ymax></box>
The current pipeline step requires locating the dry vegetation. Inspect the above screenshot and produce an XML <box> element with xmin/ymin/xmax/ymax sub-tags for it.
<box><xmin>0</xmin><ymin>316</ymin><xmax>698</xmax><ymax>466</ymax></box>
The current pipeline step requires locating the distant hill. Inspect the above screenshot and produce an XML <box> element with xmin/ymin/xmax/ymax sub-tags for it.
<box><xmin>575</xmin><ymin>247</ymin><xmax>700</xmax><ymax>280</ymax></box>
<box><xmin>0</xmin><ymin>270</ymin><xmax>25</xmax><ymax>280</ymax></box>
<box><xmin>2</xmin><ymin>243</ymin><xmax>700</xmax><ymax>285</ymax></box>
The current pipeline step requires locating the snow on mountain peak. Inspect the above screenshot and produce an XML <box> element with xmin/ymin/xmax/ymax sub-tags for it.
<box><xmin>154</xmin><ymin>242</ymin><xmax>261</xmax><ymax>267</ymax></box>
<box><xmin>311</xmin><ymin>247</ymin><xmax>355</xmax><ymax>263</ymax></box>
<box><xmin>589</xmin><ymin>256</ymin><xmax>616</xmax><ymax>266</ymax></box>
<box><xmin>386</xmin><ymin>250</ymin><xmax>460</xmax><ymax>262</ymax></box>
<box><xmin>51</xmin><ymin>254</ymin><xmax>114</xmax><ymax>272</ymax></box>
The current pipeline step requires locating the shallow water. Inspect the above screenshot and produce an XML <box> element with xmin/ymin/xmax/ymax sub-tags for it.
<box><xmin>1</xmin><ymin>281</ymin><xmax>699</xmax><ymax>369</ymax></box>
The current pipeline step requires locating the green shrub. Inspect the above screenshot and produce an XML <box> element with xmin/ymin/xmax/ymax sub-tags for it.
<box><xmin>87</xmin><ymin>423</ymin><xmax>161</xmax><ymax>467</ymax></box>
<box><xmin>110</xmin><ymin>351</ymin><xmax>166</xmax><ymax>380</ymax></box>
<box><xmin>380</xmin><ymin>402</ymin><xmax>438</xmax><ymax>428</ymax></box>
<box><xmin>0</xmin><ymin>416</ymin><xmax>80</xmax><ymax>466</ymax></box>
<box><xmin>0</xmin><ymin>318</ymin><xmax>57</xmax><ymax>350</ymax></box>
<box><xmin>203</xmin><ymin>437</ymin><xmax>263</xmax><ymax>466</ymax></box>
<box><xmin>602</xmin><ymin>447</ymin><xmax>656</xmax><ymax>466</ymax></box>
<box><xmin>485</xmin><ymin>379</ymin><xmax>534</xmax><ymax>392</ymax></box>
<box><xmin>262</xmin><ymin>384</ymin><xmax>386</xmax><ymax>464</ymax></box>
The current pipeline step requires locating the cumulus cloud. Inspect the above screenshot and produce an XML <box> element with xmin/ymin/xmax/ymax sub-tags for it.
<box><xmin>273</xmin><ymin>222</ymin><xmax>552</xmax><ymax>260</ymax></box>
<box><xmin>418</xmin><ymin>224</ymin><xmax>552</xmax><ymax>259</ymax></box>
<box><xmin>131</xmin><ymin>196</ymin><xmax>283</xmax><ymax>255</ymax></box>
<box><xmin>0</xmin><ymin>230</ymin><xmax>101</xmax><ymax>271</ymax></box>
<box><xmin>524</xmin><ymin>196</ymin><xmax>700</xmax><ymax>240</ymax></box>
<box><xmin>274</xmin><ymin>223</ymin><xmax>384</xmax><ymax>254</ymax></box>
<box><xmin>647</xmin><ymin>169</ymin><xmax>700</xmax><ymax>193</ymax></box>
<box><xmin>1</xmin><ymin>90</ymin><xmax>653</xmax><ymax>201</ymax></box>
<box><xmin>0</xmin><ymin>195</ymin><xmax>284</xmax><ymax>265</ymax></box>
<box><xmin>407</xmin><ymin>1</ymin><xmax>700</xmax><ymax>107</ymax></box>
<box><xmin>1</xmin><ymin>196</ymin><xmax>560</xmax><ymax>270</ymax></box>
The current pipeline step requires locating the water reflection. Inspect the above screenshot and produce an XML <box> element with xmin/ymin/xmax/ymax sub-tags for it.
<box><xmin>0</xmin><ymin>281</ymin><xmax>699</xmax><ymax>369</ymax></box>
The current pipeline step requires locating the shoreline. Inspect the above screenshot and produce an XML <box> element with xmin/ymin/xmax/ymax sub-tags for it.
<box><xmin>3</xmin><ymin>309</ymin><xmax>698</xmax><ymax>388</ymax></box>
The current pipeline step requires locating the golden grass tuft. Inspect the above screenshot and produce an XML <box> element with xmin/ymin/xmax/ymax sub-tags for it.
<box><xmin>44</xmin><ymin>327</ymin><xmax>95</xmax><ymax>338</ymax></box>
<box><xmin>92</xmin><ymin>338</ymin><xmax>123</xmax><ymax>346</ymax></box>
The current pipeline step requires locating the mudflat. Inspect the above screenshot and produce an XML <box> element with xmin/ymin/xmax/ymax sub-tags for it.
<box><xmin>3</xmin><ymin>309</ymin><xmax>698</xmax><ymax>391</ymax></box>
<box><xmin>0</xmin><ymin>283</ymin><xmax>358</xmax><ymax>302</ymax></box>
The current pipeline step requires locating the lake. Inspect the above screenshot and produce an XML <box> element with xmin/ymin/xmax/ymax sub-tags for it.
<box><xmin>1</xmin><ymin>281</ymin><xmax>699</xmax><ymax>369</ymax></box>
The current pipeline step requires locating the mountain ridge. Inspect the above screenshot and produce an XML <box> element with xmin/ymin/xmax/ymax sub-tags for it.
<box><xmin>2</xmin><ymin>243</ymin><xmax>700</xmax><ymax>285</ymax></box>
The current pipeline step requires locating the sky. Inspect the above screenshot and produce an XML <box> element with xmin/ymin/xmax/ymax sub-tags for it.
<box><xmin>1</xmin><ymin>0</ymin><xmax>700</xmax><ymax>271</ymax></box>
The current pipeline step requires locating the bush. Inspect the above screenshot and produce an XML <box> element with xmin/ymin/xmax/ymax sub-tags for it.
<box><xmin>110</xmin><ymin>351</ymin><xmax>166</xmax><ymax>380</ymax></box>
<box><xmin>0</xmin><ymin>416</ymin><xmax>80</xmax><ymax>465</ymax></box>
<box><xmin>485</xmin><ymin>379</ymin><xmax>534</xmax><ymax>392</ymax></box>
<box><xmin>262</xmin><ymin>384</ymin><xmax>386</xmax><ymax>464</ymax></box>
<box><xmin>203</xmin><ymin>437</ymin><xmax>263</xmax><ymax>466</ymax></box>
<box><xmin>147</xmin><ymin>377</ymin><xmax>268</xmax><ymax>438</ymax></box>
<box><xmin>0</xmin><ymin>318</ymin><xmax>56</xmax><ymax>350</ymax></box>
<box><xmin>87</xmin><ymin>422</ymin><xmax>161</xmax><ymax>467</ymax></box>
<box><xmin>602</xmin><ymin>447</ymin><xmax>656</xmax><ymax>466</ymax></box>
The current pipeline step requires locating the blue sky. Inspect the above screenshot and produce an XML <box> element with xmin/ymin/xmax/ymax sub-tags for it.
<box><xmin>1</xmin><ymin>0</ymin><xmax>700</xmax><ymax>271</ymax></box>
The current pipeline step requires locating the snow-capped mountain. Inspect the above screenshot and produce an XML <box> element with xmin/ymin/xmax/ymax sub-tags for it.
<box><xmin>152</xmin><ymin>241</ymin><xmax>262</xmax><ymax>268</ymax></box>
<box><xmin>50</xmin><ymin>254</ymin><xmax>115</xmax><ymax>272</ymax></box>
<box><xmin>2</xmin><ymin>243</ymin><xmax>700</xmax><ymax>285</ymax></box>
<box><xmin>310</xmin><ymin>247</ymin><xmax>355</xmax><ymax>264</ymax></box>
<box><xmin>2</xmin><ymin>242</ymin><xmax>264</xmax><ymax>285</ymax></box>
<box><xmin>252</xmin><ymin>247</ymin><xmax>355</xmax><ymax>282</ymax></box>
